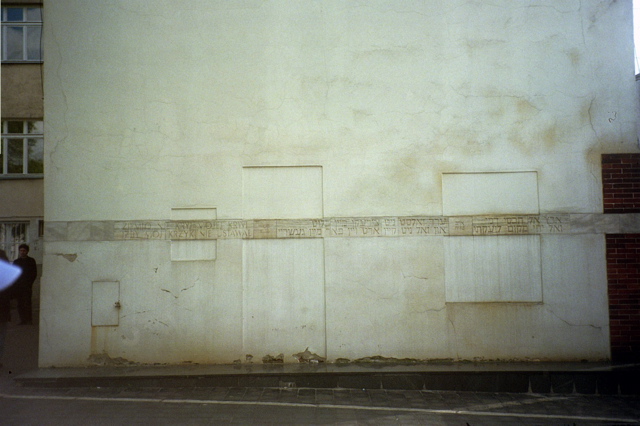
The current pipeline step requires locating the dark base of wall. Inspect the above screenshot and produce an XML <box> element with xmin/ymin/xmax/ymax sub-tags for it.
<box><xmin>16</xmin><ymin>367</ymin><xmax>640</xmax><ymax>395</ymax></box>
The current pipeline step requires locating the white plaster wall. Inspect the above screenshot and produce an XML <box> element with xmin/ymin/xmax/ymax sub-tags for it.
<box><xmin>40</xmin><ymin>0</ymin><xmax>637</xmax><ymax>365</ymax></box>
<box><xmin>43</xmin><ymin>1</ymin><xmax>637</xmax><ymax>221</ymax></box>
<box><xmin>325</xmin><ymin>237</ymin><xmax>447</xmax><ymax>360</ymax></box>
<box><xmin>323</xmin><ymin>234</ymin><xmax>609</xmax><ymax>361</ymax></box>
<box><xmin>443</xmin><ymin>234</ymin><xmax>609</xmax><ymax>360</ymax></box>
<box><xmin>243</xmin><ymin>239</ymin><xmax>325</xmax><ymax>362</ymax></box>
<box><xmin>39</xmin><ymin>240</ymin><xmax>243</xmax><ymax>366</ymax></box>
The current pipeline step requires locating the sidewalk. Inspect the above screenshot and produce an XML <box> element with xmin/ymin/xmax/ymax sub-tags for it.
<box><xmin>1</xmin><ymin>311</ymin><xmax>640</xmax><ymax>424</ymax></box>
<box><xmin>14</xmin><ymin>358</ymin><xmax>640</xmax><ymax>395</ymax></box>
<box><xmin>0</xmin><ymin>308</ymin><xmax>38</xmax><ymax>386</ymax></box>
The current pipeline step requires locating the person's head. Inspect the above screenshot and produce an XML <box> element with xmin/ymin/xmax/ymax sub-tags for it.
<box><xmin>0</xmin><ymin>249</ymin><xmax>8</xmax><ymax>262</ymax></box>
<box><xmin>18</xmin><ymin>244</ymin><xmax>29</xmax><ymax>258</ymax></box>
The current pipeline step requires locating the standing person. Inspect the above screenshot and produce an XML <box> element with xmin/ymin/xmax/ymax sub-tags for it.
<box><xmin>0</xmin><ymin>250</ymin><xmax>12</xmax><ymax>367</ymax></box>
<box><xmin>12</xmin><ymin>244</ymin><xmax>37</xmax><ymax>325</ymax></box>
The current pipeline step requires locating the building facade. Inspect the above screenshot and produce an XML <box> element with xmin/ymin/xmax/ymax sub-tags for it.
<box><xmin>1</xmin><ymin>1</ymin><xmax>44</xmax><ymax>306</ymax></box>
<box><xmin>40</xmin><ymin>1</ymin><xmax>640</xmax><ymax>366</ymax></box>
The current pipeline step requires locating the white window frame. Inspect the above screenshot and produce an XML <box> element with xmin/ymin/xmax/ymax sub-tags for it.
<box><xmin>1</xmin><ymin>120</ymin><xmax>44</xmax><ymax>177</ymax></box>
<box><xmin>0</xmin><ymin>221</ymin><xmax>29</xmax><ymax>261</ymax></box>
<box><xmin>1</xmin><ymin>6</ymin><xmax>42</xmax><ymax>62</ymax></box>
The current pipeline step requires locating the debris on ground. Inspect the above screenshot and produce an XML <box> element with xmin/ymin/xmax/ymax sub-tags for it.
<box><xmin>87</xmin><ymin>353</ymin><xmax>138</xmax><ymax>367</ymax></box>
<box><xmin>353</xmin><ymin>355</ymin><xmax>420</xmax><ymax>364</ymax></box>
<box><xmin>262</xmin><ymin>353</ymin><xmax>284</xmax><ymax>363</ymax></box>
<box><xmin>292</xmin><ymin>347</ymin><xmax>326</xmax><ymax>363</ymax></box>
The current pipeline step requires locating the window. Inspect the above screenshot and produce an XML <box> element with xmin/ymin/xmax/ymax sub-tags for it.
<box><xmin>0</xmin><ymin>222</ymin><xmax>29</xmax><ymax>261</ymax></box>
<box><xmin>1</xmin><ymin>120</ymin><xmax>44</xmax><ymax>176</ymax></box>
<box><xmin>1</xmin><ymin>6</ymin><xmax>42</xmax><ymax>62</ymax></box>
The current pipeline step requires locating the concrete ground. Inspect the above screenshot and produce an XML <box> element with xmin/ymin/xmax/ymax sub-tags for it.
<box><xmin>1</xmin><ymin>310</ymin><xmax>639</xmax><ymax>424</ymax></box>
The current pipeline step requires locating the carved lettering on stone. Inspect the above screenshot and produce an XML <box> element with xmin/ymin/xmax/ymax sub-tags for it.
<box><xmin>105</xmin><ymin>214</ymin><xmax>580</xmax><ymax>241</ymax></box>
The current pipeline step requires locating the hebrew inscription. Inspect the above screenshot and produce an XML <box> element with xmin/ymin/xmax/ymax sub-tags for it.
<box><xmin>45</xmin><ymin>213</ymin><xmax>639</xmax><ymax>242</ymax></box>
<box><xmin>107</xmin><ymin>214</ymin><xmax>574</xmax><ymax>241</ymax></box>
<box><xmin>115</xmin><ymin>221</ymin><xmax>218</xmax><ymax>240</ymax></box>
<box><xmin>466</xmin><ymin>215</ymin><xmax>570</xmax><ymax>236</ymax></box>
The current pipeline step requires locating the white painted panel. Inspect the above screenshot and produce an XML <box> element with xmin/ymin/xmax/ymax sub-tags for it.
<box><xmin>442</xmin><ymin>172</ymin><xmax>539</xmax><ymax>216</ymax></box>
<box><xmin>91</xmin><ymin>281</ymin><xmax>120</xmax><ymax>326</ymax></box>
<box><xmin>171</xmin><ymin>207</ymin><xmax>217</xmax><ymax>221</ymax></box>
<box><xmin>541</xmin><ymin>234</ymin><xmax>608</xmax><ymax>323</ymax></box>
<box><xmin>243</xmin><ymin>166</ymin><xmax>323</xmax><ymax>219</ymax></box>
<box><xmin>445</xmin><ymin>236</ymin><xmax>542</xmax><ymax>302</ymax></box>
<box><xmin>325</xmin><ymin>237</ymin><xmax>447</xmax><ymax>360</ymax></box>
<box><xmin>170</xmin><ymin>240</ymin><xmax>216</xmax><ymax>261</ymax></box>
<box><xmin>242</xmin><ymin>239</ymin><xmax>325</xmax><ymax>361</ymax></box>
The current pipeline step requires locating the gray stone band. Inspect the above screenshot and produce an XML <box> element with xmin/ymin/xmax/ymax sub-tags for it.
<box><xmin>44</xmin><ymin>213</ymin><xmax>640</xmax><ymax>242</ymax></box>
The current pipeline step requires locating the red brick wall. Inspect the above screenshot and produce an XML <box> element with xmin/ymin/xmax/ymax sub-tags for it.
<box><xmin>606</xmin><ymin>234</ymin><xmax>640</xmax><ymax>362</ymax></box>
<box><xmin>602</xmin><ymin>153</ymin><xmax>640</xmax><ymax>213</ymax></box>
<box><xmin>603</xmin><ymin>153</ymin><xmax>640</xmax><ymax>362</ymax></box>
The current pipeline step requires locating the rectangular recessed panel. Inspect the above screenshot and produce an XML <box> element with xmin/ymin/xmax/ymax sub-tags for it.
<box><xmin>242</xmin><ymin>239</ymin><xmax>325</xmax><ymax>360</ymax></box>
<box><xmin>442</xmin><ymin>172</ymin><xmax>539</xmax><ymax>216</ymax></box>
<box><xmin>243</xmin><ymin>166</ymin><xmax>323</xmax><ymax>219</ymax></box>
<box><xmin>92</xmin><ymin>281</ymin><xmax>120</xmax><ymax>326</ymax></box>
<box><xmin>445</xmin><ymin>236</ymin><xmax>542</xmax><ymax>302</ymax></box>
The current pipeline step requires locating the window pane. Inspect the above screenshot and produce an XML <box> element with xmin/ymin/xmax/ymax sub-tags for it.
<box><xmin>26</xmin><ymin>8</ymin><xmax>41</xmax><ymax>22</ymax></box>
<box><xmin>0</xmin><ymin>222</ymin><xmax>29</xmax><ymax>261</ymax></box>
<box><xmin>10</xmin><ymin>223</ymin><xmax>27</xmax><ymax>241</ymax></box>
<box><xmin>5</xmin><ymin>8</ymin><xmax>23</xmax><ymax>22</ymax></box>
<box><xmin>7</xmin><ymin>139</ymin><xmax>24</xmax><ymax>173</ymax></box>
<box><xmin>6</xmin><ymin>121</ymin><xmax>23</xmax><ymax>134</ymax></box>
<box><xmin>27</xmin><ymin>121</ymin><xmax>43</xmax><ymax>134</ymax></box>
<box><xmin>27</xmin><ymin>138</ymin><xmax>43</xmax><ymax>173</ymax></box>
<box><xmin>26</xmin><ymin>26</ymin><xmax>41</xmax><ymax>60</ymax></box>
<box><xmin>5</xmin><ymin>26</ymin><xmax>24</xmax><ymax>60</ymax></box>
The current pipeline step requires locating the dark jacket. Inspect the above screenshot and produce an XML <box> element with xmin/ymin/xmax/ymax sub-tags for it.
<box><xmin>13</xmin><ymin>256</ymin><xmax>37</xmax><ymax>290</ymax></box>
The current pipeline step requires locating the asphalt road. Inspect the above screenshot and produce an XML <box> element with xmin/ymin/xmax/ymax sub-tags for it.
<box><xmin>1</xmin><ymin>385</ymin><xmax>640</xmax><ymax>424</ymax></box>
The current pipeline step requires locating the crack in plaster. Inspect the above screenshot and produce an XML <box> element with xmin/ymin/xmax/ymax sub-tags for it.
<box><xmin>401</xmin><ymin>272</ymin><xmax>429</xmax><ymax>281</ymax></box>
<box><xmin>119</xmin><ymin>310</ymin><xmax>150</xmax><ymax>320</ymax></box>
<box><xmin>445</xmin><ymin>309</ymin><xmax>461</xmax><ymax>360</ymax></box>
<box><xmin>358</xmin><ymin>283</ymin><xmax>399</xmax><ymax>300</ymax></box>
<box><xmin>160</xmin><ymin>289</ymin><xmax>178</xmax><ymax>299</ymax></box>
<box><xmin>41</xmin><ymin>316</ymin><xmax>52</xmax><ymax>355</ymax></box>
<box><xmin>525</xmin><ymin>1</ymin><xmax>581</xmax><ymax>15</ymax></box>
<box><xmin>181</xmin><ymin>283</ymin><xmax>196</xmax><ymax>293</ymax></box>
<box><xmin>161</xmin><ymin>282</ymin><xmax>198</xmax><ymax>300</ymax></box>
<box><xmin>587</xmin><ymin>97</ymin><xmax>598</xmax><ymax>139</ymax></box>
<box><xmin>413</xmin><ymin>305</ymin><xmax>447</xmax><ymax>315</ymax></box>
<box><xmin>53</xmin><ymin>253</ymin><xmax>77</xmax><ymax>262</ymax></box>
<box><xmin>545</xmin><ymin>308</ymin><xmax>602</xmax><ymax>330</ymax></box>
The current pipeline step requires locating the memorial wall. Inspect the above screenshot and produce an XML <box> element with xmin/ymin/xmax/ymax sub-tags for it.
<box><xmin>40</xmin><ymin>1</ymin><xmax>640</xmax><ymax>366</ymax></box>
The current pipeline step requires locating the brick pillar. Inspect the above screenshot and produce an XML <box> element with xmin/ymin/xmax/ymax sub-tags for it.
<box><xmin>603</xmin><ymin>154</ymin><xmax>640</xmax><ymax>363</ymax></box>
<box><xmin>606</xmin><ymin>234</ymin><xmax>640</xmax><ymax>362</ymax></box>
<box><xmin>602</xmin><ymin>154</ymin><xmax>640</xmax><ymax>213</ymax></box>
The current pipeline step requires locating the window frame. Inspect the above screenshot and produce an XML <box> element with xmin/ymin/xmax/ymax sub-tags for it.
<box><xmin>0</xmin><ymin>221</ymin><xmax>30</xmax><ymax>261</ymax></box>
<box><xmin>1</xmin><ymin>5</ymin><xmax>43</xmax><ymax>63</ymax></box>
<box><xmin>1</xmin><ymin>120</ymin><xmax>44</xmax><ymax>178</ymax></box>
